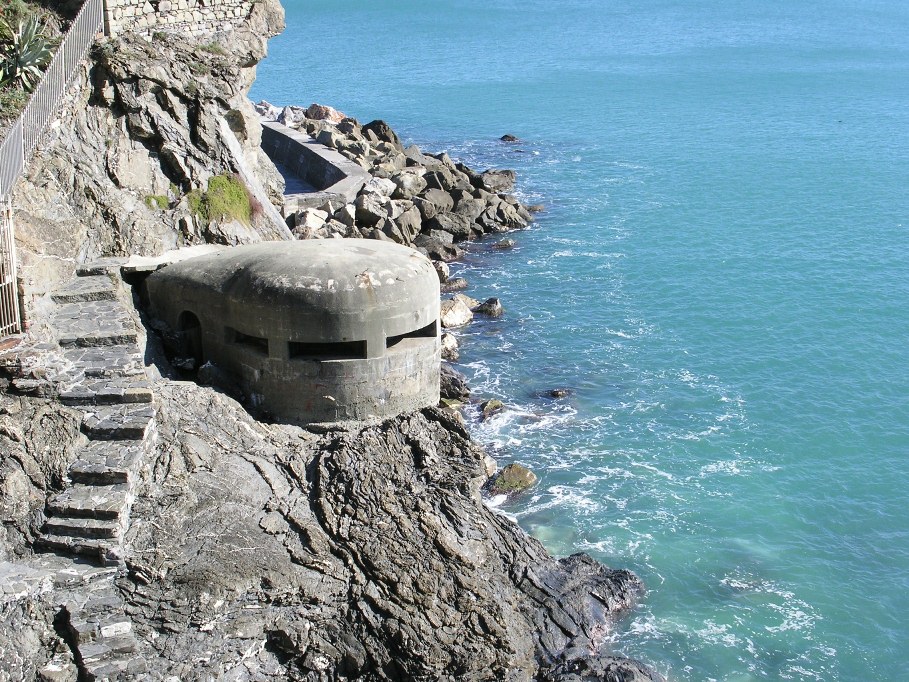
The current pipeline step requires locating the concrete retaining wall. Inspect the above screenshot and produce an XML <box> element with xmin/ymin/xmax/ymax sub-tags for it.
<box><xmin>104</xmin><ymin>0</ymin><xmax>251</xmax><ymax>37</ymax></box>
<box><xmin>260</xmin><ymin>121</ymin><xmax>370</xmax><ymax>214</ymax></box>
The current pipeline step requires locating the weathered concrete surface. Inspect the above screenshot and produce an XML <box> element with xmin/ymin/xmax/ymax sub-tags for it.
<box><xmin>145</xmin><ymin>240</ymin><xmax>441</xmax><ymax>424</ymax></box>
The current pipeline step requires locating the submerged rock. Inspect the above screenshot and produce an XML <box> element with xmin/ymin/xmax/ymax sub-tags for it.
<box><xmin>475</xmin><ymin>297</ymin><xmax>505</xmax><ymax>318</ymax></box>
<box><xmin>487</xmin><ymin>462</ymin><xmax>538</xmax><ymax>496</ymax></box>
<box><xmin>480</xmin><ymin>398</ymin><xmax>505</xmax><ymax>420</ymax></box>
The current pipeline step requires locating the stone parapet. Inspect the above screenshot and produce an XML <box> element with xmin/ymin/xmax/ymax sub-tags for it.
<box><xmin>104</xmin><ymin>0</ymin><xmax>252</xmax><ymax>37</ymax></box>
<box><xmin>260</xmin><ymin>120</ymin><xmax>371</xmax><ymax>216</ymax></box>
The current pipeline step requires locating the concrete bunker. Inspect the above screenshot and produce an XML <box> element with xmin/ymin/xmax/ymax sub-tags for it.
<box><xmin>145</xmin><ymin>240</ymin><xmax>440</xmax><ymax>424</ymax></box>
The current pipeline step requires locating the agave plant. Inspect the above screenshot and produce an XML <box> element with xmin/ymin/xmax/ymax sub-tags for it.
<box><xmin>0</xmin><ymin>15</ymin><xmax>52</xmax><ymax>92</ymax></box>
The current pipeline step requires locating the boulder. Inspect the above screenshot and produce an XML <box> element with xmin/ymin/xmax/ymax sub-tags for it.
<box><xmin>528</xmin><ymin>203</ymin><xmax>546</xmax><ymax>213</ymax></box>
<box><xmin>413</xmin><ymin>236</ymin><xmax>466</xmax><ymax>262</ymax></box>
<box><xmin>440</xmin><ymin>297</ymin><xmax>474</xmax><ymax>328</ymax></box>
<box><xmin>394</xmin><ymin>205</ymin><xmax>422</xmax><ymax>243</ymax></box>
<box><xmin>492</xmin><ymin>239</ymin><xmax>516</xmax><ymax>250</ymax></box>
<box><xmin>354</xmin><ymin>193</ymin><xmax>389</xmax><ymax>227</ymax></box>
<box><xmin>363</xmin><ymin>119</ymin><xmax>402</xmax><ymax>148</ymax></box>
<box><xmin>414</xmin><ymin>188</ymin><xmax>454</xmax><ymax>220</ymax></box>
<box><xmin>440</xmin><ymin>333</ymin><xmax>460</xmax><ymax>362</ymax></box>
<box><xmin>433</xmin><ymin>260</ymin><xmax>450</xmax><ymax>283</ymax></box>
<box><xmin>453</xmin><ymin>194</ymin><xmax>486</xmax><ymax>221</ymax></box>
<box><xmin>316</xmin><ymin>128</ymin><xmax>343</xmax><ymax>149</ymax></box>
<box><xmin>474</xmin><ymin>297</ymin><xmax>504</xmax><ymax>318</ymax></box>
<box><xmin>291</xmin><ymin>208</ymin><xmax>328</xmax><ymax>238</ymax></box>
<box><xmin>391</xmin><ymin>170</ymin><xmax>428</xmax><ymax>200</ymax></box>
<box><xmin>480</xmin><ymin>399</ymin><xmax>505</xmax><ymax>420</ymax></box>
<box><xmin>545</xmin><ymin>388</ymin><xmax>572</xmax><ymax>399</ymax></box>
<box><xmin>254</xmin><ymin>100</ymin><xmax>282</xmax><ymax>120</ymax></box>
<box><xmin>440</xmin><ymin>363</ymin><xmax>471</xmax><ymax>401</ymax></box>
<box><xmin>424</xmin><ymin>168</ymin><xmax>456</xmax><ymax>192</ymax></box>
<box><xmin>426</xmin><ymin>212</ymin><xmax>473</xmax><ymax>242</ymax></box>
<box><xmin>486</xmin><ymin>462</ymin><xmax>538</xmax><ymax>496</ymax></box>
<box><xmin>452</xmin><ymin>293</ymin><xmax>480</xmax><ymax>310</ymax></box>
<box><xmin>334</xmin><ymin>203</ymin><xmax>357</xmax><ymax>228</ymax></box>
<box><xmin>380</xmin><ymin>219</ymin><xmax>408</xmax><ymax>244</ymax></box>
<box><xmin>500</xmin><ymin>134</ymin><xmax>519</xmax><ymax>142</ymax></box>
<box><xmin>427</xmin><ymin>229</ymin><xmax>455</xmax><ymax>245</ymax></box>
<box><xmin>305</xmin><ymin>102</ymin><xmax>346</xmax><ymax>123</ymax></box>
<box><xmin>480</xmin><ymin>169</ymin><xmax>516</xmax><ymax>193</ymax></box>
<box><xmin>361</xmin><ymin>177</ymin><xmax>396</xmax><ymax>197</ymax></box>
<box><xmin>337</xmin><ymin>117</ymin><xmax>363</xmax><ymax>138</ymax></box>
<box><xmin>441</xmin><ymin>277</ymin><xmax>469</xmax><ymax>293</ymax></box>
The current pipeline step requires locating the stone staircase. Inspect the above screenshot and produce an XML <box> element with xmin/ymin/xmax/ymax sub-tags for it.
<box><xmin>60</xmin><ymin>582</ymin><xmax>147</xmax><ymax>679</ymax></box>
<box><xmin>36</xmin><ymin>268</ymin><xmax>157</xmax><ymax>568</ymax></box>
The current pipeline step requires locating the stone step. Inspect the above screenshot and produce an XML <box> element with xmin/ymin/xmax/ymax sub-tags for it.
<box><xmin>53</xmin><ymin>301</ymin><xmax>137</xmax><ymax>348</ymax></box>
<box><xmin>35</xmin><ymin>533</ymin><xmax>120</xmax><ymax>565</ymax></box>
<box><xmin>78</xmin><ymin>634</ymin><xmax>139</xmax><ymax>666</ymax></box>
<box><xmin>50</xmin><ymin>276</ymin><xmax>117</xmax><ymax>304</ymax></box>
<box><xmin>60</xmin><ymin>345</ymin><xmax>146</xmax><ymax>379</ymax></box>
<box><xmin>70</xmin><ymin>441</ymin><xmax>144</xmax><ymax>485</ymax></box>
<box><xmin>85</xmin><ymin>654</ymin><xmax>147</xmax><ymax>679</ymax></box>
<box><xmin>76</xmin><ymin>258</ymin><xmax>127</xmax><ymax>278</ymax></box>
<box><xmin>81</xmin><ymin>403</ymin><xmax>155</xmax><ymax>441</ymax></box>
<box><xmin>47</xmin><ymin>484</ymin><xmax>130</xmax><ymax>520</ymax></box>
<box><xmin>43</xmin><ymin>516</ymin><xmax>120</xmax><ymax>540</ymax></box>
<box><xmin>68</xmin><ymin>615</ymin><xmax>133</xmax><ymax>645</ymax></box>
<box><xmin>60</xmin><ymin>377</ymin><xmax>153</xmax><ymax>406</ymax></box>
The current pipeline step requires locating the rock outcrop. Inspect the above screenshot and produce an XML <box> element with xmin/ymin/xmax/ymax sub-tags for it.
<box><xmin>11</xmin><ymin>0</ymin><xmax>289</xmax><ymax>306</ymax></box>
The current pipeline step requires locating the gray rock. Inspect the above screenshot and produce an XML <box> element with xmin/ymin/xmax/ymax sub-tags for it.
<box><xmin>480</xmin><ymin>169</ymin><xmax>517</xmax><ymax>192</ymax></box>
<box><xmin>433</xmin><ymin>260</ymin><xmax>450</xmax><ymax>283</ymax></box>
<box><xmin>354</xmin><ymin>193</ymin><xmax>389</xmax><ymax>227</ymax></box>
<box><xmin>486</xmin><ymin>462</ymin><xmax>538</xmax><ymax>496</ymax></box>
<box><xmin>440</xmin><ymin>297</ymin><xmax>474</xmax><ymax>328</ymax></box>
<box><xmin>441</xmin><ymin>277</ymin><xmax>469</xmax><ymax>293</ymax></box>
<box><xmin>362</xmin><ymin>119</ymin><xmax>402</xmax><ymax>148</ymax></box>
<box><xmin>474</xmin><ymin>297</ymin><xmax>505</xmax><ymax>317</ymax></box>
<box><xmin>426</xmin><ymin>212</ymin><xmax>473</xmax><ymax>242</ymax></box>
<box><xmin>391</xmin><ymin>170</ymin><xmax>428</xmax><ymax>200</ymax></box>
<box><xmin>440</xmin><ymin>333</ymin><xmax>460</xmax><ymax>362</ymax></box>
<box><xmin>439</xmin><ymin>363</ymin><xmax>471</xmax><ymax>401</ymax></box>
<box><xmin>416</xmin><ymin>187</ymin><xmax>455</xmax><ymax>219</ymax></box>
<box><xmin>413</xmin><ymin>236</ymin><xmax>466</xmax><ymax>262</ymax></box>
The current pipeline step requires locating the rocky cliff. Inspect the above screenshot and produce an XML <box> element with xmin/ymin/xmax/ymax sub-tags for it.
<box><xmin>11</xmin><ymin>0</ymin><xmax>289</xmax><ymax>307</ymax></box>
<box><xmin>0</xmin><ymin>2</ymin><xmax>662</xmax><ymax>680</ymax></box>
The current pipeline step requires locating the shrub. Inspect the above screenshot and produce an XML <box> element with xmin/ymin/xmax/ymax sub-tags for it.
<box><xmin>0</xmin><ymin>15</ymin><xmax>52</xmax><ymax>92</ymax></box>
<box><xmin>187</xmin><ymin>174</ymin><xmax>252</xmax><ymax>225</ymax></box>
<box><xmin>144</xmin><ymin>194</ymin><xmax>169</xmax><ymax>210</ymax></box>
<box><xmin>198</xmin><ymin>41</ymin><xmax>226</xmax><ymax>56</ymax></box>
<box><xmin>206</xmin><ymin>174</ymin><xmax>251</xmax><ymax>224</ymax></box>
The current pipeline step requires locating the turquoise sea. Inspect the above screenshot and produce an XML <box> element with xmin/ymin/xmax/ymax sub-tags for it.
<box><xmin>251</xmin><ymin>1</ymin><xmax>909</xmax><ymax>679</ymax></box>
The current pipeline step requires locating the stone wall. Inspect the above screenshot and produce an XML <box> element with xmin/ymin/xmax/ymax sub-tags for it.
<box><xmin>104</xmin><ymin>0</ymin><xmax>252</xmax><ymax>37</ymax></box>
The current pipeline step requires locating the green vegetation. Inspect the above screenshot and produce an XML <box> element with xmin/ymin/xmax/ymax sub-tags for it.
<box><xmin>187</xmin><ymin>60</ymin><xmax>210</xmax><ymax>77</ymax></box>
<box><xmin>0</xmin><ymin>14</ymin><xmax>53</xmax><ymax>92</ymax></box>
<box><xmin>187</xmin><ymin>174</ymin><xmax>252</xmax><ymax>225</ymax></box>
<box><xmin>198</xmin><ymin>41</ymin><xmax>226</xmax><ymax>56</ymax></box>
<box><xmin>144</xmin><ymin>194</ymin><xmax>169</xmax><ymax>210</ymax></box>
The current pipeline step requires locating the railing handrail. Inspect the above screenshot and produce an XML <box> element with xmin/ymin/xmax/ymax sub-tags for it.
<box><xmin>0</xmin><ymin>0</ymin><xmax>103</xmax><ymax>201</ymax></box>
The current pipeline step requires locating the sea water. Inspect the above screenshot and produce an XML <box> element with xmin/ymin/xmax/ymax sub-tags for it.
<box><xmin>251</xmin><ymin>1</ymin><xmax>909</xmax><ymax>679</ymax></box>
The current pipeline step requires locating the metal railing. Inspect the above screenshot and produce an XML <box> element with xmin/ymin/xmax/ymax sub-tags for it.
<box><xmin>0</xmin><ymin>0</ymin><xmax>104</xmax><ymax>336</ymax></box>
<box><xmin>8</xmin><ymin>0</ymin><xmax>103</xmax><ymax>189</ymax></box>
